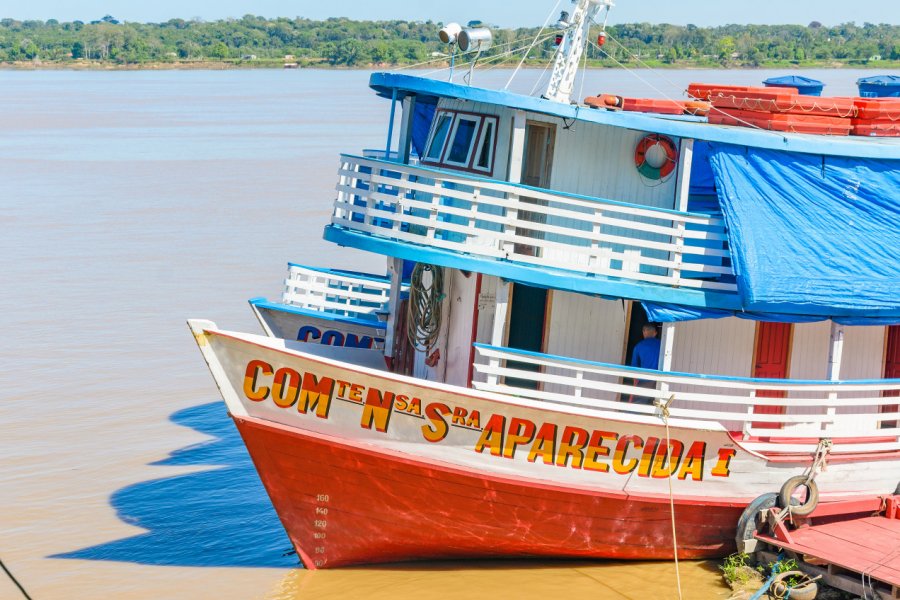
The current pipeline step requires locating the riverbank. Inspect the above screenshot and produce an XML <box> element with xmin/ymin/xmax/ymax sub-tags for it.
<box><xmin>3</xmin><ymin>58</ymin><xmax>899</xmax><ymax>71</ymax></box>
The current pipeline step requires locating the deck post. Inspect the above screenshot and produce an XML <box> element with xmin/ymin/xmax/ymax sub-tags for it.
<box><xmin>384</xmin><ymin>257</ymin><xmax>404</xmax><ymax>361</ymax></box>
<box><xmin>824</xmin><ymin>321</ymin><xmax>845</xmax><ymax>430</ymax></box>
<box><xmin>397</xmin><ymin>95</ymin><xmax>416</xmax><ymax>165</ymax></box>
<box><xmin>502</xmin><ymin>110</ymin><xmax>527</xmax><ymax>256</ymax></box>
<box><xmin>658</xmin><ymin>322</ymin><xmax>675</xmax><ymax>395</ymax></box>
<box><xmin>487</xmin><ymin>279</ymin><xmax>511</xmax><ymax>386</ymax></box>
<box><xmin>384</xmin><ymin>88</ymin><xmax>398</xmax><ymax>160</ymax></box>
<box><xmin>670</xmin><ymin>138</ymin><xmax>694</xmax><ymax>286</ymax></box>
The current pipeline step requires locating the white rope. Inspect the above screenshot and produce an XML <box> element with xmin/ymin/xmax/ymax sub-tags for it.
<box><xmin>421</xmin><ymin>32</ymin><xmax>557</xmax><ymax>79</ymax></box>
<box><xmin>656</xmin><ymin>394</ymin><xmax>684</xmax><ymax>600</ymax></box>
<box><xmin>529</xmin><ymin>45</ymin><xmax>562</xmax><ymax>96</ymax></box>
<box><xmin>504</xmin><ymin>0</ymin><xmax>562</xmax><ymax>90</ymax></box>
<box><xmin>479</xmin><ymin>32</ymin><xmax>560</xmax><ymax>73</ymax></box>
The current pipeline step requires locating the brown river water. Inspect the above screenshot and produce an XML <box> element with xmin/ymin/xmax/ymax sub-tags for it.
<box><xmin>0</xmin><ymin>66</ymin><xmax>867</xmax><ymax>599</ymax></box>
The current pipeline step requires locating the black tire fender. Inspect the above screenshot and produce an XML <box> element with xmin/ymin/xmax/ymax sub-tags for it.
<box><xmin>778</xmin><ymin>476</ymin><xmax>819</xmax><ymax>517</ymax></box>
<box><xmin>734</xmin><ymin>492</ymin><xmax>779</xmax><ymax>554</ymax></box>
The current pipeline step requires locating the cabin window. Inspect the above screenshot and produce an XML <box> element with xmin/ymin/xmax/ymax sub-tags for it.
<box><xmin>422</xmin><ymin>109</ymin><xmax>498</xmax><ymax>174</ymax></box>
<box><xmin>446</xmin><ymin>118</ymin><xmax>479</xmax><ymax>165</ymax></box>
<box><xmin>426</xmin><ymin>114</ymin><xmax>453</xmax><ymax>160</ymax></box>
<box><xmin>474</xmin><ymin>120</ymin><xmax>495</xmax><ymax>172</ymax></box>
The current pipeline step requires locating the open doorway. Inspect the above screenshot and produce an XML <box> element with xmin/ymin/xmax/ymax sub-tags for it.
<box><xmin>504</xmin><ymin>283</ymin><xmax>549</xmax><ymax>390</ymax></box>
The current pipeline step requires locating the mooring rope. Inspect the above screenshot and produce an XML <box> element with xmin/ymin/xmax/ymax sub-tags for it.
<box><xmin>0</xmin><ymin>556</ymin><xmax>33</xmax><ymax>600</ymax></box>
<box><xmin>656</xmin><ymin>394</ymin><xmax>684</xmax><ymax>600</ymax></box>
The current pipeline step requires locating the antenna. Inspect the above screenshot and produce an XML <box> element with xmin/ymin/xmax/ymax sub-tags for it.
<box><xmin>544</xmin><ymin>0</ymin><xmax>615</xmax><ymax>104</ymax></box>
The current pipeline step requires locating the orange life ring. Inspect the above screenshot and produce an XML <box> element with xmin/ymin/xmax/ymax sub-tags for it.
<box><xmin>634</xmin><ymin>134</ymin><xmax>678</xmax><ymax>179</ymax></box>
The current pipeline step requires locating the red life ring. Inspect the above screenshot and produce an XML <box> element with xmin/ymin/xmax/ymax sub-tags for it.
<box><xmin>634</xmin><ymin>134</ymin><xmax>678</xmax><ymax>180</ymax></box>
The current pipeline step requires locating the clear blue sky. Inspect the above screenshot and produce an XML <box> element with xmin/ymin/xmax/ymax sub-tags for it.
<box><xmin>3</xmin><ymin>0</ymin><xmax>897</xmax><ymax>27</ymax></box>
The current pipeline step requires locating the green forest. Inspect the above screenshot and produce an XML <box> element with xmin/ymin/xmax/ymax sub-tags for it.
<box><xmin>1</xmin><ymin>14</ymin><xmax>898</xmax><ymax>68</ymax></box>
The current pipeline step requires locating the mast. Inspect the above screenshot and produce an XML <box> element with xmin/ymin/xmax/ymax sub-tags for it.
<box><xmin>544</xmin><ymin>0</ymin><xmax>614</xmax><ymax>104</ymax></box>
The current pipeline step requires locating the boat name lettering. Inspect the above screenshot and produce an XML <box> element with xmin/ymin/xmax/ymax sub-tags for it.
<box><xmin>241</xmin><ymin>360</ymin><xmax>733</xmax><ymax>480</ymax></box>
<box><xmin>296</xmin><ymin>325</ymin><xmax>383</xmax><ymax>349</ymax></box>
<box><xmin>473</xmin><ymin>414</ymin><xmax>730</xmax><ymax>481</ymax></box>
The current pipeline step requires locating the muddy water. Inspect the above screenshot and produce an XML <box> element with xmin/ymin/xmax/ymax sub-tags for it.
<box><xmin>0</xmin><ymin>67</ymin><xmax>863</xmax><ymax>599</ymax></box>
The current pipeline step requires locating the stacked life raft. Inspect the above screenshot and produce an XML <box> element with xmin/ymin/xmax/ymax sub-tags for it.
<box><xmin>688</xmin><ymin>83</ymin><xmax>900</xmax><ymax>137</ymax></box>
<box><xmin>583</xmin><ymin>84</ymin><xmax>900</xmax><ymax>137</ymax></box>
<box><xmin>584</xmin><ymin>94</ymin><xmax>710</xmax><ymax>116</ymax></box>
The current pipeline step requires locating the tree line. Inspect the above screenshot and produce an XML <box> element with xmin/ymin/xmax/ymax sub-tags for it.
<box><xmin>1</xmin><ymin>15</ymin><xmax>897</xmax><ymax>67</ymax></box>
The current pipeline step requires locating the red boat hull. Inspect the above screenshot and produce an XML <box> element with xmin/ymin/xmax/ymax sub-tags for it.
<box><xmin>234</xmin><ymin>414</ymin><xmax>746</xmax><ymax>569</ymax></box>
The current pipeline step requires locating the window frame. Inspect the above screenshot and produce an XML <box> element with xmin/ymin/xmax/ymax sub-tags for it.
<box><xmin>420</xmin><ymin>109</ymin><xmax>499</xmax><ymax>175</ymax></box>
<box><xmin>472</xmin><ymin>118</ymin><xmax>497</xmax><ymax>174</ymax></box>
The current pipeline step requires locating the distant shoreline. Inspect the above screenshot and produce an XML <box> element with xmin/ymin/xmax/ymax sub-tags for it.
<box><xmin>3</xmin><ymin>59</ymin><xmax>899</xmax><ymax>71</ymax></box>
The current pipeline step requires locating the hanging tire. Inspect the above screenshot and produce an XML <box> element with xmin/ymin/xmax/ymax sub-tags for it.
<box><xmin>778</xmin><ymin>476</ymin><xmax>819</xmax><ymax>517</ymax></box>
<box><xmin>734</xmin><ymin>492</ymin><xmax>778</xmax><ymax>554</ymax></box>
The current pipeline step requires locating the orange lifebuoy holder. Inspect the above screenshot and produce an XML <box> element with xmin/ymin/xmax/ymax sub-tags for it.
<box><xmin>634</xmin><ymin>134</ymin><xmax>678</xmax><ymax>180</ymax></box>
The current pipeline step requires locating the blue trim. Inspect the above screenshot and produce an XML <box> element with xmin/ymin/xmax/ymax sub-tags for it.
<box><xmin>249</xmin><ymin>297</ymin><xmax>387</xmax><ymax>330</ymax></box>
<box><xmin>324</xmin><ymin>225</ymin><xmax>741</xmax><ymax>310</ymax></box>
<box><xmin>369</xmin><ymin>72</ymin><xmax>900</xmax><ymax>160</ymax></box>
<box><xmin>344</xmin><ymin>153</ymin><xmax>713</xmax><ymax>219</ymax></box>
<box><xmin>474</xmin><ymin>343</ymin><xmax>900</xmax><ymax>386</ymax></box>
<box><xmin>286</xmin><ymin>262</ymin><xmax>391</xmax><ymax>284</ymax></box>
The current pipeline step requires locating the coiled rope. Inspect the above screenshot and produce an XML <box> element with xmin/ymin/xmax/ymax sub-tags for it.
<box><xmin>407</xmin><ymin>263</ymin><xmax>445</xmax><ymax>352</ymax></box>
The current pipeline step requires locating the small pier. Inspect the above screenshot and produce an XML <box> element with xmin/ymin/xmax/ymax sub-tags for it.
<box><xmin>752</xmin><ymin>496</ymin><xmax>900</xmax><ymax>599</ymax></box>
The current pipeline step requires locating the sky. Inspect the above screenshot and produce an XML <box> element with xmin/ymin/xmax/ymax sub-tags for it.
<box><xmin>1</xmin><ymin>0</ymin><xmax>897</xmax><ymax>27</ymax></box>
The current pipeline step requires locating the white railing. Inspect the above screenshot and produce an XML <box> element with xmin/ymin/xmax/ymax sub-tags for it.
<box><xmin>282</xmin><ymin>264</ymin><xmax>399</xmax><ymax>322</ymax></box>
<box><xmin>473</xmin><ymin>344</ymin><xmax>900</xmax><ymax>455</ymax></box>
<box><xmin>331</xmin><ymin>155</ymin><xmax>736</xmax><ymax>293</ymax></box>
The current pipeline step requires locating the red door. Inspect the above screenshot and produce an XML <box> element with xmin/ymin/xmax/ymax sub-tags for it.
<box><xmin>753</xmin><ymin>322</ymin><xmax>792</xmax><ymax>430</ymax></box>
<box><xmin>881</xmin><ymin>326</ymin><xmax>900</xmax><ymax>428</ymax></box>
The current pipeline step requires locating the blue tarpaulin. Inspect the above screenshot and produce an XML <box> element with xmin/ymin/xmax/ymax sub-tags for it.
<box><xmin>857</xmin><ymin>75</ymin><xmax>900</xmax><ymax>98</ymax></box>
<box><xmin>410</xmin><ymin>97</ymin><xmax>437</xmax><ymax>158</ymax></box>
<box><xmin>641</xmin><ymin>301</ymin><xmax>900</xmax><ymax>326</ymax></box>
<box><xmin>704</xmin><ymin>143</ymin><xmax>900</xmax><ymax>321</ymax></box>
<box><xmin>763</xmin><ymin>75</ymin><xmax>824</xmax><ymax>96</ymax></box>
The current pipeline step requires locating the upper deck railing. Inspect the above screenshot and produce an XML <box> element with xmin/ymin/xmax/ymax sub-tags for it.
<box><xmin>473</xmin><ymin>344</ymin><xmax>900</xmax><ymax>455</ymax></box>
<box><xmin>331</xmin><ymin>155</ymin><xmax>737</xmax><ymax>293</ymax></box>
<box><xmin>282</xmin><ymin>264</ymin><xmax>395</xmax><ymax>322</ymax></box>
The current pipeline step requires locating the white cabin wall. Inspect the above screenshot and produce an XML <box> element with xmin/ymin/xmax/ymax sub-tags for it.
<box><xmin>787</xmin><ymin>323</ymin><xmax>884</xmax><ymax>429</ymax></box>
<box><xmin>542</xmin><ymin>292</ymin><xmax>627</xmax><ymax>402</ymax></box>
<box><xmin>671</xmin><ymin>318</ymin><xmax>756</xmax><ymax>378</ymax></box>
<box><xmin>437</xmin><ymin>98</ymin><xmax>679</xmax><ymax>209</ymax></box>
<box><xmin>471</xmin><ymin>275</ymin><xmax>501</xmax><ymax>384</ymax></box>
<box><xmin>443</xmin><ymin>269</ymin><xmax>479</xmax><ymax>388</ymax></box>
<box><xmin>544</xmin><ymin>292</ymin><xmax>627</xmax><ymax>363</ymax></box>
<box><xmin>669</xmin><ymin>317</ymin><xmax>756</xmax><ymax>419</ymax></box>
<box><xmin>836</xmin><ymin>325</ymin><xmax>886</xmax><ymax>424</ymax></box>
<box><xmin>842</xmin><ymin>326</ymin><xmax>885</xmax><ymax>380</ymax></box>
<box><xmin>789</xmin><ymin>321</ymin><xmax>830</xmax><ymax>381</ymax></box>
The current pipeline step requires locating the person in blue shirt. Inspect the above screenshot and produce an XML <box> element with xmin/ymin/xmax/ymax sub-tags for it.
<box><xmin>629</xmin><ymin>324</ymin><xmax>661</xmax><ymax>404</ymax></box>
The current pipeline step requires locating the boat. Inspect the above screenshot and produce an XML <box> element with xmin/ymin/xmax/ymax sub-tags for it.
<box><xmin>188</xmin><ymin>0</ymin><xmax>900</xmax><ymax>569</ymax></box>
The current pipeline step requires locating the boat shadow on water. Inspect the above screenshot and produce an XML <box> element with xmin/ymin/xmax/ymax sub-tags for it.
<box><xmin>52</xmin><ymin>402</ymin><xmax>298</xmax><ymax>568</ymax></box>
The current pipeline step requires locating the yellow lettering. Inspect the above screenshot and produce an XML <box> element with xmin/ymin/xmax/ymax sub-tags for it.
<box><xmin>360</xmin><ymin>387</ymin><xmax>394</xmax><ymax>432</ymax></box>
<box><xmin>298</xmin><ymin>372</ymin><xmax>334</xmax><ymax>418</ymax></box>
<box><xmin>474</xmin><ymin>414</ymin><xmax>505</xmax><ymax>456</ymax></box>
<box><xmin>527</xmin><ymin>422</ymin><xmax>558</xmax><ymax>465</ymax></box>
<box><xmin>612</xmin><ymin>434</ymin><xmax>643</xmax><ymax>475</ymax></box>
<box><xmin>421</xmin><ymin>402</ymin><xmax>450</xmax><ymax>443</ymax></box>
<box><xmin>243</xmin><ymin>360</ymin><xmax>273</xmax><ymax>402</ymax></box>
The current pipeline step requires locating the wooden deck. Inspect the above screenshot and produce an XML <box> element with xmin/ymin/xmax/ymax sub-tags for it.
<box><xmin>755</xmin><ymin>497</ymin><xmax>900</xmax><ymax>599</ymax></box>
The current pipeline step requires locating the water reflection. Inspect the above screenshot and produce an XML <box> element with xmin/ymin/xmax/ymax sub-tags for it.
<box><xmin>53</xmin><ymin>403</ymin><xmax>297</xmax><ymax>568</ymax></box>
<box><xmin>266</xmin><ymin>559</ymin><xmax>729</xmax><ymax>600</ymax></box>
